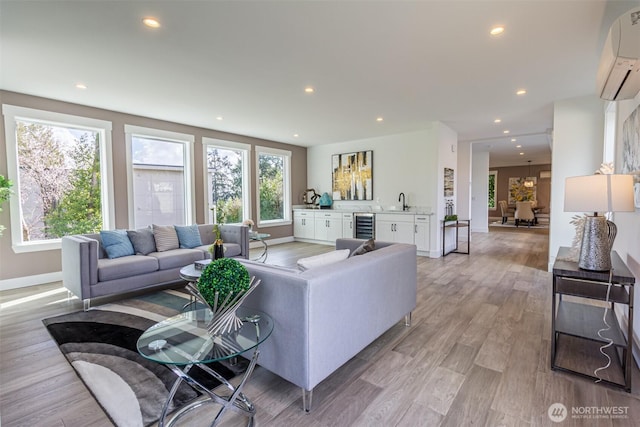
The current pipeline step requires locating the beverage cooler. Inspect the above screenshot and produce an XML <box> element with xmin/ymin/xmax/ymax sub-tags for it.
<box><xmin>353</xmin><ymin>213</ymin><xmax>375</xmax><ymax>239</ymax></box>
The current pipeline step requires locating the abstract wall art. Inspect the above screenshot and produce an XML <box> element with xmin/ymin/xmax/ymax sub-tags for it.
<box><xmin>332</xmin><ymin>150</ymin><xmax>373</xmax><ymax>201</ymax></box>
<box><xmin>621</xmin><ymin>104</ymin><xmax>640</xmax><ymax>208</ymax></box>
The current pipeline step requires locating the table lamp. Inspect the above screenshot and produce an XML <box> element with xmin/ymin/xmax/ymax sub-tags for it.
<box><xmin>564</xmin><ymin>174</ymin><xmax>634</xmax><ymax>270</ymax></box>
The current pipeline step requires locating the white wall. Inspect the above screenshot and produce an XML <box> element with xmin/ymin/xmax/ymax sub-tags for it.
<box><xmin>470</xmin><ymin>149</ymin><xmax>490</xmax><ymax>232</ymax></box>
<box><xmin>549</xmin><ymin>95</ymin><xmax>605</xmax><ymax>269</ymax></box>
<box><xmin>613</xmin><ymin>92</ymin><xmax>640</xmax><ymax>358</ymax></box>
<box><xmin>307</xmin><ymin>123</ymin><xmax>457</xmax><ymax>257</ymax></box>
<box><xmin>456</xmin><ymin>140</ymin><xmax>472</xmax><ymax>221</ymax></box>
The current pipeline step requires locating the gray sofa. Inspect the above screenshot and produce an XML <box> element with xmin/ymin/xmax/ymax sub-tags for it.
<box><xmin>240</xmin><ymin>238</ymin><xmax>417</xmax><ymax>411</ymax></box>
<box><xmin>62</xmin><ymin>224</ymin><xmax>248</xmax><ymax>309</ymax></box>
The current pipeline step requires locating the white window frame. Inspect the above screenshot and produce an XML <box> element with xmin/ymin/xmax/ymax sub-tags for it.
<box><xmin>488</xmin><ymin>170</ymin><xmax>498</xmax><ymax>211</ymax></box>
<box><xmin>202</xmin><ymin>138</ymin><xmax>251</xmax><ymax>224</ymax></box>
<box><xmin>124</xmin><ymin>125</ymin><xmax>195</xmax><ymax>228</ymax></box>
<box><xmin>2</xmin><ymin>104</ymin><xmax>114</xmax><ymax>253</ymax></box>
<box><xmin>255</xmin><ymin>145</ymin><xmax>291</xmax><ymax>227</ymax></box>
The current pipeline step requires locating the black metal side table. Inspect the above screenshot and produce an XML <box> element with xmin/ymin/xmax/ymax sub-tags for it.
<box><xmin>551</xmin><ymin>247</ymin><xmax>635</xmax><ymax>392</ymax></box>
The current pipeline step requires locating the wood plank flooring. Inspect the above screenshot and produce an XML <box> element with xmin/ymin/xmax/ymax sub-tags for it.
<box><xmin>1</xmin><ymin>230</ymin><xmax>639</xmax><ymax>426</ymax></box>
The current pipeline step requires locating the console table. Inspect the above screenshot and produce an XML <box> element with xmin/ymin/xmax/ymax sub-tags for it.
<box><xmin>551</xmin><ymin>247</ymin><xmax>635</xmax><ymax>392</ymax></box>
<box><xmin>137</xmin><ymin>307</ymin><xmax>273</xmax><ymax>426</ymax></box>
<box><xmin>442</xmin><ymin>219</ymin><xmax>470</xmax><ymax>256</ymax></box>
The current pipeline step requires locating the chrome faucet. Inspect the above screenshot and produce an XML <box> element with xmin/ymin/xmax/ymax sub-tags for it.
<box><xmin>398</xmin><ymin>192</ymin><xmax>408</xmax><ymax>211</ymax></box>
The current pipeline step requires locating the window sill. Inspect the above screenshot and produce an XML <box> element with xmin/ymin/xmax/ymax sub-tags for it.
<box><xmin>257</xmin><ymin>220</ymin><xmax>292</xmax><ymax>228</ymax></box>
<box><xmin>12</xmin><ymin>239</ymin><xmax>62</xmax><ymax>254</ymax></box>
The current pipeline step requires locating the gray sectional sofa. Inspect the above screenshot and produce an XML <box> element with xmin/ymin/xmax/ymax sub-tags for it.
<box><xmin>239</xmin><ymin>238</ymin><xmax>417</xmax><ymax>411</ymax></box>
<box><xmin>62</xmin><ymin>224</ymin><xmax>248</xmax><ymax>309</ymax></box>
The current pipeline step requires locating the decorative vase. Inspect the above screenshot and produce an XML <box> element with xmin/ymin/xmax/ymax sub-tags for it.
<box><xmin>185</xmin><ymin>258</ymin><xmax>261</xmax><ymax>335</ymax></box>
<box><xmin>213</xmin><ymin>240</ymin><xmax>224</xmax><ymax>260</ymax></box>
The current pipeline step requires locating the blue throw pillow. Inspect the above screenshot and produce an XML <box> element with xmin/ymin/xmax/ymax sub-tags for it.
<box><xmin>175</xmin><ymin>224</ymin><xmax>203</xmax><ymax>249</ymax></box>
<box><xmin>100</xmin><ymin>230</ymin><xmax>135</xmax><ymax>259</ymax></box>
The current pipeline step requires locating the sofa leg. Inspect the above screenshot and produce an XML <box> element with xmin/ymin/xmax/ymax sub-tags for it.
<box><xmin>405</xmin><ymin>312</ymin><xmax>412</xmax><ymax>327</ymax></box>
<box><xmin>83</xmin><ymin>299</ymin><xmax>91</xmax><ymax>311</ymax></box>
<box><xmin>302</xmin><ymin>388</ymin><xmax>313</xmax><ymax>412</ymax></box>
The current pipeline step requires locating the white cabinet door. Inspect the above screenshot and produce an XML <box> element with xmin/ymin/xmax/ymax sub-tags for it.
<box><xmin>314</xmin><ymin>212</ymin><xmax>342</xmax><ymax>242</ymax></box>
<box><xmin>342</xmin><ymin>213</ymin><xmax>353</xmax><ymax>238</ymax></box>
<box><xmin>294</xmin><ymin>211</ymin><xmax>315</xmax><ymax>239</ymax></box>
<box><xmin>376</xmin><ymin>219</ymin><xmax>395</xmax><ymax>242</ymax></box>
<box><xmin>414</xmin><ymin>215</ymin><xmax>430</xmax><ymax>251</ymax></box>
<box><xmin>376</xmin><ymin>213</ymin><xmax>415</xmax><ymax>243</ymax></box>
<box><xmin>394</xmin><ymin>222</ymin><xmax>415</xmax><ymax>244</ymax></box>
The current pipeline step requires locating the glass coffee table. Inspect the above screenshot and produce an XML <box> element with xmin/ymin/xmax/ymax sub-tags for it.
<box><xmin>137</xmin><ymin>307</ymin><xmax>273</xmax><ymax>427</ymax></box>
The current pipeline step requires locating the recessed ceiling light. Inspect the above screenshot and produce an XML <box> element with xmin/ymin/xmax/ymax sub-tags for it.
<box><xmin>143</xmin><ymin>18</ymin><xmax>160</xmax><ymax>28</ymax></box>
<box><xmin>304</xmin><ymin>87</ymin><xmax>314</xmax><ymax>93</ymax></box>
<box><xmin>490</xmin><ymin>26</ymin><xmax>505</xmax><ymax>36</ymax></box>
<box><xmin>216</xmin><ymin>116</ymin><xmax>223</xmax><ymax>121</ymax></box>
<box><xmin>511</xmin><ymin>138</ymin><xmax>516</xmax><ymax>142</ymax></box>
<box><xmin>75</xmin><ymin>83</ymin><xmax>87</xmax><ymax>90</ymax></box>
<box><xmin>516</xmin><ymin>144</ymin><xmax>522</xmax><ymax>148</ymax></box>
<box><xmin>516</xmin><ymin>89</ymin><xmax>527</xmax><ymax>95</ymax></box>
<box><xmin>494</xmin><ymin>119</ymin><xmax>501</xmax><ymax>123</ymax></box>
<box><xmin>376</xmin><ymin>117</ymin><xmax>384</xmax><ymax>122</ymax></box>
<box><xmin>293</xmin><ymin>134</ymin><xmax>299</xmax><ymax>138</ymax></box>
<box><xmin>519</xmin><ymin>152</ymin><xmax>525</xmax><ymax>155</ymax></box>
<box><xmin>503</xmin><ymin>130</ymin><xmax>510</xmax><ymax>134</ymax></box>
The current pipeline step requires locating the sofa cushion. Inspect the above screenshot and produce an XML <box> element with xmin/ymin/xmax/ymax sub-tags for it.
<box><xmin>148</xmin><ymin>248</ymin><xmax>204</xmax><ymax>270</ymax></box>
<box><xmin>97</xmin><ymin>255</ymin><xmax>159</xmax><ymax>282</ymax></box>
<box><xmin>175</xmin><ymin>224</ymin><xmax>203</xmax><ymax>249</ymax></box>
<box><xmin>297</xmin><ymin>249</ymin><xmax>350</xmax><ymax>271</ymax></box>
<box><xmin>99</xmin><ymin>230</ymin><xmax>135</xmax><ymax>259</ymax></box>
<box><xmin>127</xmin><ymin>228</ymin><xmax>157</xmax><ymax>255</ymax></box>
<box><xmin>153</xmin><ymin>224</ymin><xmax>179</xmax><ymax>252</ymax></box>
<box><xmin>350</xmin><ymin>238</ymin><xmax>375</xmax><ymax>257</ymax></box>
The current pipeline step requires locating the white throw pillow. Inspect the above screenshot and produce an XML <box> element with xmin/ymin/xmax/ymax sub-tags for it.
<box><xmin>297</xmin><ymin>249</ymin><xmax>350</xmax><ymax>271</ymax></box>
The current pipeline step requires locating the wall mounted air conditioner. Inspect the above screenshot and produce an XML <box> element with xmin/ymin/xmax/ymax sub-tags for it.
<box><xmin>596</xmin><ymin>7</ymin><xmax>640</xmax><ymax>101</ymax></box>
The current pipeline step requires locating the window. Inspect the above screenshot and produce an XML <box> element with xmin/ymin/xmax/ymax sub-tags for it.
<box><xmin>203</xmin><ymin>138</ymin><xmax>250</xmax><ymax>224</ymax></box>
<box><xmin>2</xmin><ymin>105</ymin><xmax>114</xmax><ymax>252</ymax></box>
<box><xmin>488</xmin><ymin>170</ymin><xmax>497</xmax><ymax>210</ymax></box>
<box><xmin>125</xmin><ymin>125</ymin><xmax>194</xmax><ymax>229</ymax></box>
<box><xmin>256</xmin><ymin>146</ymin><xmax>291</xmax><ymax>226</ymax></box>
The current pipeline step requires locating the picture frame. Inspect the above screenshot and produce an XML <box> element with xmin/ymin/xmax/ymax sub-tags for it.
<box><xmin>444</xmin><ymin>167</ymin><xmax>454</xmax><ymax>197</ymax></box>
<box><xmin>332</xmin><ymin>151</ymin><xmax>373</xmax><ymax>201</ymax></box>
<box><xmin>621</xmin><ymin>104</ymin><xmax>640</xmax><ymax>208</ymax></box>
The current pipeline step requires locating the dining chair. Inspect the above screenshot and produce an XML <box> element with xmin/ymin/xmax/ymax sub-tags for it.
<box><xmin>515</xmin><ymin>201</ymin><xmax>535</xmax><ymax>228</ymax></box>
<box><xmin>498</xmin><ymin>200</ymin><xmax>511</xmax><ymax>224</ymax></box>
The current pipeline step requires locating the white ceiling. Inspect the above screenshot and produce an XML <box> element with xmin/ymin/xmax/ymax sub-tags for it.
<box><xmin>2</xmin><ymin>1</ymin><xmax>638</xmax><ymax>168</ymax></box>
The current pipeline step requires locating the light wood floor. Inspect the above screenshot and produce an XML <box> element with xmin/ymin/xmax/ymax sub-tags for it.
<box><xmin>1</xmin><ymin>229</ymin><xmax>639</xmax><ymax>426</ymax></box>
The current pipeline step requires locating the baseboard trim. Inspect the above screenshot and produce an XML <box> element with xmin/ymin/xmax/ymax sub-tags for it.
<box><xmin>0</xmin><ymin>271</ymin><xmax>62</xmax><ymax>291</ymax></box>
<box><xmin>249</xmin><ymin>236</ymin><xmax>294</xmax><ymax>248</ymax></box>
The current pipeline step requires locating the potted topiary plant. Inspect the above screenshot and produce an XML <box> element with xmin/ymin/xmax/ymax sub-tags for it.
<box><xmin>188</xmin><ymin>258</ymin><xmax>261</xmax><ymax>335</ymax></box>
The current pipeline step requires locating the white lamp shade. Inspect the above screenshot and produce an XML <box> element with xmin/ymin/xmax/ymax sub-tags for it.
<box><xmin>564</xmin><ymin>174</ymin><xmax>635</xmax><ymax>213</ymax></box>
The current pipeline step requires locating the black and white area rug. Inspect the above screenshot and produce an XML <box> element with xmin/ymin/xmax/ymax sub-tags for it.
<box><xmin>43</xmin><ymin>289</ymin><xmax>238</xmax><ymax>427</ymax></box>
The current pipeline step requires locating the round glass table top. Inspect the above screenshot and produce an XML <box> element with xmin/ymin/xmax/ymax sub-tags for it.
<box><xmin>137</xmin><ymin>307</ymin><xmax>273</xmax><ymax>366</ymax></box>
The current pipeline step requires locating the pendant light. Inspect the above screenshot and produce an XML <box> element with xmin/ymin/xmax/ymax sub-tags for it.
<box><xmin>523</xmin><ymin>160</ymin><xmax>534</xmax><ymax>188</ymax></box>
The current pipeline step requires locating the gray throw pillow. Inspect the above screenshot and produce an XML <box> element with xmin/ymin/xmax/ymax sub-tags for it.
<box><xmin>152</xmin><ymin>224</ymin><xmax>179</xmax><ymax>252</ymax></box>
<box><xmin>127</xmin><ymin>228</ymin><xmax>157</xmax><ymax>255</ymax></box>
<box><xmin>350</xmin><ymin>238</ymin><xmax>375</xmax><ymax>257</ymax></box>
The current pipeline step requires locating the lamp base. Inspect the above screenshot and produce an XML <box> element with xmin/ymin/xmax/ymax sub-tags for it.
<box><xmin>578</xmin><ymin>216</ymin><xmax>616</xmax><ymax>271</ymax></box>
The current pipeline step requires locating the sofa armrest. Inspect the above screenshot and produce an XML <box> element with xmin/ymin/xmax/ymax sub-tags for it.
<box><xmin>219</xmin><ymin>224</ymin><xmax>249</xmax><ymax>259</ymax></box>
<box><xmin>61</xmin><ymin>235</ymin><xmax>98</xmax><ymax>301</ymax></box>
